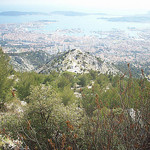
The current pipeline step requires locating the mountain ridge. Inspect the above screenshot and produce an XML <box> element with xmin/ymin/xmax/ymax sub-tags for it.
<box><xmin>8</xmin><ymin>49</ymin><xmax>119</xmax><ymax>74</ymax></box>
<box><xmin>36</xmin><ymin>49</ymin><xmax>119</xmax><ymax>74</ymax></box>
<box><xmin>0</xmin><ymin>11</ymin><xmax>106</xmax><ymax>16</ymax></box>
<box><xmin>0</xmin><ymin>11</ymin><xmax>47</xmax><ymax>16</ymax></box>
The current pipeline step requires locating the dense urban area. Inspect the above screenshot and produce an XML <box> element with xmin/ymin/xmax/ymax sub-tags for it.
<box><xmin>0</xmin><ymin>22</ymin><xmax>150</xmax><ymax>62</ymax></box>
<box><xmin>0</xmin><ymin>21</ymin><xmax>150</xmax><ymax>78</ymax></box>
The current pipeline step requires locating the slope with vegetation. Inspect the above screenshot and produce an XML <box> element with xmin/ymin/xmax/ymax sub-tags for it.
<box><xmin>0</xmin><ymin>48</ymin><xmax>150</xmax><ymax>150</ymax></box>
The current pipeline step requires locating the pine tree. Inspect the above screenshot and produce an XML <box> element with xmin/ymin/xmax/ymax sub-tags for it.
<box><xmin>0</xmin><ymin>48</ymin><xmax>12</xmax><ymax>104</ymax></box>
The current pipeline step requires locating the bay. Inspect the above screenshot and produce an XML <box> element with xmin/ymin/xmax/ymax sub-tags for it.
<box><xmin>0</xmin><ymin>14</ymin><xmax>150</xmax><ymax>36</ymax></box>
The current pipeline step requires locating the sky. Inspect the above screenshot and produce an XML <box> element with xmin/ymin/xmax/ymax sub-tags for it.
<box><xmin>1</xmin><ymin>0</ymin><xmax>150</xmax><ymax>13</ymax></box>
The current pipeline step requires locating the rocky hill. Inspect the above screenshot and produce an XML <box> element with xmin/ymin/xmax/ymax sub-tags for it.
<box><xmin>8</xmin><ymin>49</ymin><xmax>119</xmax><ymax>74</ymax></box>
<box><xmin>36</xmin><ymin>49</ymin><xmax>119</xmax><ymax>74</ymax></box>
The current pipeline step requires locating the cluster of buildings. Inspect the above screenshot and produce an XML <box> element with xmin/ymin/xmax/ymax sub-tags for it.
<box><xmin>0</xmin><ymin>22</ymin><xmax>150</xmax><ymax>69</ymax></box>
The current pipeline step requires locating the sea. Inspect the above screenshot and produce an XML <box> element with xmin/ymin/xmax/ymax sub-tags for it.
<box><xmin>0</xmin><ymin>6</ymin><xmax>150</xmax><ymax>37</ymax></box>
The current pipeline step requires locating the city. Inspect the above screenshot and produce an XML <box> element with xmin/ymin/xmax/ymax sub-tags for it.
<box><xmin>0</xmin><ymin>21</ymin><xmax>150</xmax><ymax>72</ymax></box>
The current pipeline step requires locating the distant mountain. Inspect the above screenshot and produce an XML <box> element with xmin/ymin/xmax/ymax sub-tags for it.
<box><xmin>8</xmin><ymin>51</ymin><xmax>52</xmax><ymax>72</ymax></box>
<box><xmin>0</xmin><ymin>11</ymin><xmax>47</xmax><ymax>16</ymax></box>
<box><xmin>36</xmin><ymin>49</ymin><xmax>119</xmax><ymax>74</ymax></box>
<box><xmin>36</xmin><ymin>20</ymin><xmax>57</xmax><ymax>23</ymax></box>
<box><xmin>99</xmin><ymin>12</ymin><xmax>150</xmax><ymax>23</ymax></box>
<box><xmin>0</xmin><ymin>11</ymin><xmax>106</xmax><ymax>17</ymax></box>
<box><xmin>51</xmin><ymin>11</ymin><xmax>106</xmax><ymax>16</ymax></box>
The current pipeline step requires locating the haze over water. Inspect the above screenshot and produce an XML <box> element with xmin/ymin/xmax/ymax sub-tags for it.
<box><xmin>0</xmin><ymin>3</ymin><xmax>150</xmax><ymax>37</ymax></box>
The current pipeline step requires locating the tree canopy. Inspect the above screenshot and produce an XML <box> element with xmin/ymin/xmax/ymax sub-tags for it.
<box><xmin>0</xmin><ymin>48</ymin><xmax>13</xmax><ymax>104</ymax></box>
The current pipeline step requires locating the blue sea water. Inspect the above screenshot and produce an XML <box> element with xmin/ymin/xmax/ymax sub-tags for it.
<box><xmin>0</xmin><ymin>5</ymin><xmax>150</xmax><ymax>36</ymax></box>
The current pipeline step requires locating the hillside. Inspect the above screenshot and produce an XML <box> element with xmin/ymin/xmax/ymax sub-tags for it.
<box><xmin>8</xmin><ymin>51</ymin><xmax>52</xmax><ymax>72</ymax></box>
<box><xmin>8</xmin><ymin>49</ymin><xmax>119</xmax><ymax>74</ymax></box>
<box><xmin>0</xmin><ymin>47</ymin><xmax>150</xmax><ymax>150</ymax></box>
<box><xmin>37</xmin><ymin>49</ymin><xmax>119</xmax><ymax>74</ymax></box>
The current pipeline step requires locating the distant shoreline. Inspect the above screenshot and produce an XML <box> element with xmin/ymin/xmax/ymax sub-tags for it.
<box><xmin>0</xmin><ymin>11</ymin><xmax>106</xmax><ymax>16</ymax></box>
<box><xmin>99</xmin><ymin>12</ymin><xmax>150</xmax><ymax>23</ymax></box>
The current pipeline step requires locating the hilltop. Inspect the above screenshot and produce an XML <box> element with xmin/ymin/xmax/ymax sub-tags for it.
<box><xmin>8</xmin><ymin>49</ymin><xmax>119</xmax><ymax>74</ymax></box>
<box><xmin>36</xmin><ymin>49</ymin><xmax>119</xmax><ymax>74</ymax></box>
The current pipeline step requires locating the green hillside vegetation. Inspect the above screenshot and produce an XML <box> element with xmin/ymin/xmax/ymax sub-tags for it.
<box><xmin>0</xmin><ymin>48</ymin><xmax>150</xmax><ymax>150</ymax></box>
<box><xmin>115</xmin><ymin>62</ymin><xmax>150</xmax><ymax>78</ymax></box>
<box><xmin>0</xmin><ymin>48</ymin><xmax>14</xmax><ymax>105</ymax></box>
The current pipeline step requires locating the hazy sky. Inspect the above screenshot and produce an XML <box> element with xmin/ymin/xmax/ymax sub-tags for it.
<box><xmin>1</xmin><ymin>0</ymin><xmax>150</xmax><ymax>12</ymax></box>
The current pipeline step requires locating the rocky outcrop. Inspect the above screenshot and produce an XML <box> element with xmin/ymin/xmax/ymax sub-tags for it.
<box><xmin>37</xmin><ymin>49</ymin><xmax>119</xmax><ymax>74</ymax></box>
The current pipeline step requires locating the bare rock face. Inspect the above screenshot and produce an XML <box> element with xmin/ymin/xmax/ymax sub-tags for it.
<box><xmin>37</xmin><ymin>49</ymin><xmax>119</xmax><ymax>74</ymax></box>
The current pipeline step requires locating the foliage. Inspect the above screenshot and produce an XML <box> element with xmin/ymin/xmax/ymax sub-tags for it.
<box><xmin>12</xmin><ymin>85</ymin><xmax>84</xmax><ymax>149</ymax></box>
<box><xmin>57</xmin><ymin>75</ymin><xmax>70</xmax><ymax>89</ymax></box>
<box><xmin>89</xmin><ymin>70</ymin><xmax>98</xmax><ymax>80</ymax></box>
<box><xmin>60</xmin><ymin>85</ymin><xmax>76</xmax><ymax>105</ymax></box>
<box><xmin>81</xmin><ymin>87</ymin><xmax>97</xmax><ymax>116</ymax></box>
<box><xmin>15</xmin><ymin>72</ymin><xmax>45</xmax><ymax>101</ymax></box>
<box><xmin>43</xmin><ymin>70</ymin><xmax>59</xmax><ymax>84</ymax></box>
<box><xmin>0</xmin><ymin>61</ymin><xmax>150</xmax><ymax>149</ymax></box>
<box><xmin>77</xmin><ymin>74</ymin><xmax>89</xmax><ymax>87</ymax></box>
<box><xmin>96</xmin><ymin>74</ymin><xmax>109</xmax><ymax>88</ymax></box>
<box><xmin>0</xmin><ymin>48</ymin><xmax>14</xmax><ymax>104</ymax></box>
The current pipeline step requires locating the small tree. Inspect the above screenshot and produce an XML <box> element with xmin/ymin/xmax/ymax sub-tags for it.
<box><xmin>18</xmin><ymin>85</ymin><xmax>84</xmax><ymax>149</ymax></box>
<box><xmin>60</xmin><ymin>85</ymin><xmax>75</xmax><ymax>105</ymax></box>
<box><xmin>0</xmin><ymin>48</ymin><xmax>13</xmax><ymax>105</ymax></box>
<box><xmin>21</xmin><ymin>85</ymin><xmax>61</xmax><ymax>149</ymax></box>
<box><xmin>78</xmin><ymin>74</ymin><xmax>88</xmax><ymax>87</ymax></box>
<box><xmin>15</xmin><ymin>72</ymin><xmax>44</xmax><ymax>101</ymax></box>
